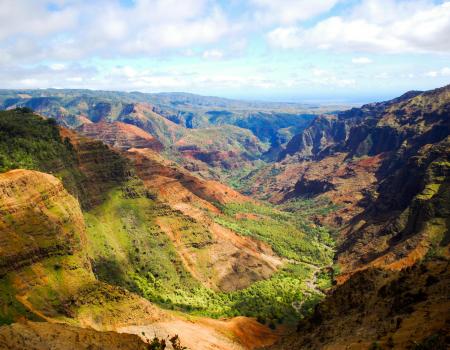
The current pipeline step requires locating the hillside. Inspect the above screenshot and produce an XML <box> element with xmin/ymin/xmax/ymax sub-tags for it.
<box><xmin>0</xmin><ymin>108</ymin><xmax>335</xmax><ymax>349</ymax></box>
<box><xmin>261</xmin><ymin>86</ymin><xmax>450</xmax><ymax>349</ymax></box>
<box><xmin>247</xmin><ymin>86</ymin><xmax>450</xmax><ymax>269</ymax></box>
<box><xmin>270</xmin><ymin>259</ymin><xmax>449</xmax><ymax>349</ymax></box>
<box><xmin>0</xmin><ymin>168</ymin><xmax>280</xmax><ymax>350</ymax></box>
<box><xmin>0</xmin><ymin>85</ymin><xmax>449</xmax><ymax>350</ymax></box>
<box><xmin>76</xmin><ymin>120</ymin><xmax>163</xmax><ymax>152</ymax></box>
<box><xmin>0</xmin><ymin>321</ymin><xmax>150</xmax><ymax>350</ymax></box>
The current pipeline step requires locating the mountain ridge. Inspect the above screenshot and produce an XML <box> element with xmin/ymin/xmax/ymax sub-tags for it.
<box><xmin>0</xmin><ymin>85</ymin><xmax>449</xmax><ymax>349</ymax></box>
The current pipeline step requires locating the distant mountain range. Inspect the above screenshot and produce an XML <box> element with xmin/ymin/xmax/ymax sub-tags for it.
<box><xmin>0</xmin><ymin>89</ymin><xmax>343</xmax><ymax>182</ymax></box>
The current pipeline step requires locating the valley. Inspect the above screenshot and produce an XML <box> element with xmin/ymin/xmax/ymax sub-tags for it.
<box><xmin>0</xmin><ymin>85</ymin><xmax>449</xmax><ymax>349</ymax></box>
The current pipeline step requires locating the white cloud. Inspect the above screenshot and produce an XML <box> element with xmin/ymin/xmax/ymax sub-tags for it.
<box><xmin>267</xmin><ymin>27</ymin><xmax>302</xmax><ymax>49</ymax></box>
<box><xmin>0</xmin><ymin>63</ymin><xmax>98</xmax><ymax>89</ymax></box>
<box><xmin>267</xmin><ymin>1</ymin><xmax>450</xmax><ymax>53</ymax></box>
<box><xmin>425</xmin><ymin>67</ymin><xmax>450</xmax><ymax>77</ymax></box>
<box><xmin>352</xmin><ymin>57</ymin><xmax>373</xmax><ymax>64</ymax></box>
<box><xmin>251</xmin><ymin>0</ymin><xmax>340</xmax><ymax>25</ymax></box>
<box><xmin>0</xmin><ymin>0</ymin><xmax>232</xmax><ymax>62</ymax></box>
<box><xmin>0</xmin><ymin>0</ymin><xmax>78</xmax><ymax>40</ymax></box>
<box><xmin>312</xmin><ymin>69</ymin><xmax>328</xmax><ymax>77</ymax></box>
<box><xmin>425</xmin><ymin>71</ymin><xmax>439</xmax><ymax>77</ymax></box>
<box><xmin>308</xmin><ymin>68</ymin><xmax>356</xmax><ymax>87</ymax></box>
<box><xmin>50</xmin><ymin>63</ymin><xmax>66</xmax><ymax>71</ymax></box>
<box><xmin>1</xmin><ymin>0</ymin><xmax>449</xmax><ymax>96</ymax></box>
<box><xmin>66</xmin><ymin>76</ymin><xmax>83</xmax><ymax>82</ymax></box>
<box><xmin>203</xmin><ymin>49</ymin><xmax>224</xmax><ymax>60</ymax></box>
<box><xmin>375</xmin><ymin>72</ymin><xmax>390</xmax><ymax>80</ymax></box>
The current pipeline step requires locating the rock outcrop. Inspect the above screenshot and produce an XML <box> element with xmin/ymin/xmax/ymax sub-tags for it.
<box><xmin>77</xmin><ymin>121</ymin><xmax>163</xmax><ymax>152</ymax></box>
<box><xmin>0</xmin><ymin>321</ymin><xmax>150</xmax><ymax>350</ymax></box>
<box><xmin>0</xmin><ymin>170</ymin><xmax>86</xmax><ymax>277</ymax></box>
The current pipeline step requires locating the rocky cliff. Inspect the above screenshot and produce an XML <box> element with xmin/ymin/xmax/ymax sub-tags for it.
<box><xmin>249</xmin><ymin>85</ymin><xmax>450</xmax><ymax>274</ymax></box>
<box><xmin>0</xmin><ymin>170</ymin><xmax>86</xmax><ymax>278</ymax></box>
<box><xmin>76</xmin><ymin>120</ymin><xmax>163</xmax><ymax>152</ymax></box>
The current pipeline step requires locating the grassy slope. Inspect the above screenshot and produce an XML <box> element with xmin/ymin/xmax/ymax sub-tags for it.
<box><xmin>84</xmin><ymin>182</ymin><xmax>335</xmax><ymax>325</ymax></box>
<box><xmin>214</xmin><ymin>201</ymin><xmax>334</xmax><ymax>263</ymax></box>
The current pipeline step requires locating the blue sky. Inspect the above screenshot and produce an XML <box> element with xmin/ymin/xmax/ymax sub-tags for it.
<box><xmin>1</xmin><ymin>0</ymin><xmax>449</xmax><ymax>103</ymax></box>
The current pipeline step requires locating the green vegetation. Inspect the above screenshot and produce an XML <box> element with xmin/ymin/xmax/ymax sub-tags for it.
<box><xmin>213</xmin><ymin>201</ymin><xmax>334</xmax><ymax>263</ymax></box>
<box><xmin>83</xmin><ymin>185</ymin><xmax>334</xmax><ymax>324</ymax></box>
<box><xmin>279</xmin><ymin>197</ymin><xmax>340</xmax><ymax>218</ymax></box>
<box><xmin>84</xmin><ymin>187</ymin><xmax>202</xmax><ymax>301</ymax></box>
<box><xmin>133</xmin><ymin>262</ymin><xmax>321</xmax><ymax>324</ymax></box>
<box><xmin>0</xmin><ymin>276</ymin><xmax>43</xmax><ymax>325</ymax></box>
<box><xmin>224</xmin><ymin>161</ymin><xmax>267</xmax><ymax>191</ymax></box>
<box><xmin>0</xmin><ymin>108</ymin><xmax>77</xmax><ymax>173</ymax></box>
<box><xmin>416</xmin><ymin>183</ymin><xmax>441</xmax><ymax>200</ymax></box>
<box><xmin>0</xmin><ymin>108</ymin><xmax>89</xmax><ymax>202</ymax></box>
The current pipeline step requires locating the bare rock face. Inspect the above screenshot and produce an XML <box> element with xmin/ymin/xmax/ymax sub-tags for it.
<box><xmin>0</xmin><ymin>169</ymin><xmax>86</xmax><ymax>277</ymax></box>
<box><xmin>0</xmin><ymin>321</ymin><xmax>149</xmax><ymax>350</ymax></box>
<box><xmin>77</xmin><ymin>121</ymin><xmax>163</xmax><ymax>152</ymax></box>
<box><xmin>337</xmin><ymin>136</ymin><xmax>450</xmax><ymax>277</ymax></box>
<box><xmin>279</xmin><ymin>114</ymin><xmax>349</xmax><ymax>160</ymax></box>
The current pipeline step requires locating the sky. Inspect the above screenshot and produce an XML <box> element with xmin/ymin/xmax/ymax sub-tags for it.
<box><xmin>1</xmin><ymin>0</ymin><xmax>450</xmax><ymax>103</ymax></box>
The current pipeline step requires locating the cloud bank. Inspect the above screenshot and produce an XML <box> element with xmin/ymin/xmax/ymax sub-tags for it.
<box><xmin>0</xmin><ymin>0</ymin><xmax>449</xmax><ymax>99</ymax></box>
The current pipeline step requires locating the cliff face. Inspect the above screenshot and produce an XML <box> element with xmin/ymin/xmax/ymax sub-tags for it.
<box><xmin>280</xmin><ymin>85</ymin><xmax>449</xmax><ymax>171</ymax></box>
<box><xmin>271</xmin><ymin>259</ymin><xmax>450</xmax><ymax>350</ymax></box>
<box><xmin>337</xmin><ymin>136</ymin><xmax>450</xmax><ymax>276</ymax></box>
<box><xmin>0</xmin><ymin>169</ymin><xmax>98</xmax><ymax>326</ymax></box>
<box><xmin>76</xmin><ymin>121</ymin><xmax>163</xmax><ymax>152</ymax></box>
<box><xmin>117</xmin><ymin>102</ymin><xmax>186</xmax><ymax>146</ymax></box>
<box><xmin>279</xmin><ymin>89</ymin><xmax>426</xmax><ymax>161</ymax></box>
<box><xmin>249</xmin><ymin>85</ymin><xmax>450</xmax><ymax>275</ymax></box>
<box><xmin>0</xmin><ymin>170</ymin><xmax>86</xmax><ymax>277</ymax></box>
<box><xmin>59</xmin><ymin>128</ymin><xmax>131</xmax><ymax>209</ymax></box>
<box><xmin>279</xmin><ymin>114</ymin><xmax>349</xmax><ymax>160</ymax></box>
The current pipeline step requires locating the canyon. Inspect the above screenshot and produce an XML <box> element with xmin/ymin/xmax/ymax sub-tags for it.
<box><xmin>0</xmin><ymin>85</ymin><xmax>449</xmax><ymax>349</ymax></box>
